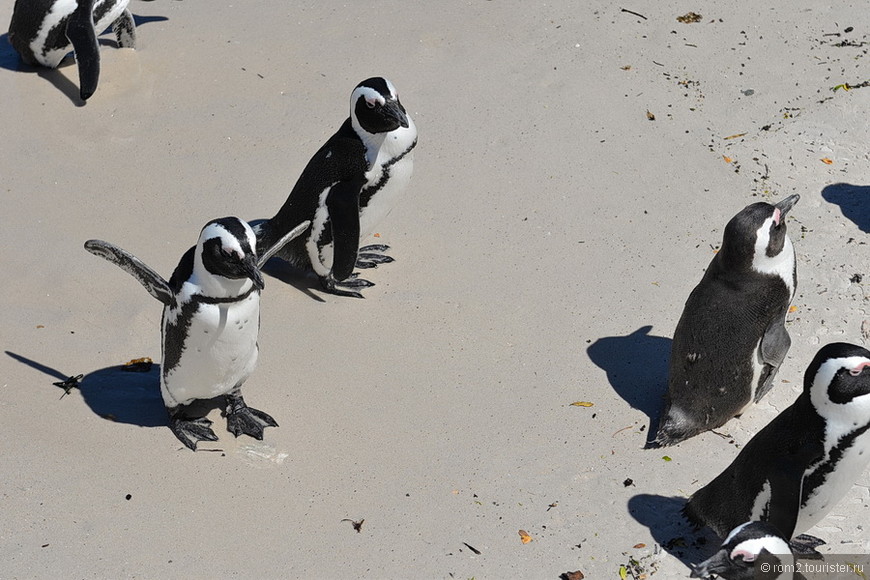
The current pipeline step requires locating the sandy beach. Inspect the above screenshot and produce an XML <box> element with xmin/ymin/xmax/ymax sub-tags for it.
<box><xmin>1</xmin><ymin>0</ymin><xmax>869</xmax><ymax>577</ymax></box>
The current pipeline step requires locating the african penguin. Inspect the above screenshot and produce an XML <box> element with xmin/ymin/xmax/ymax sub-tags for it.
<box><xmin>655</xmin><ymin>195</ymin><xmax>799</xmax><ymax>446</ymax></box>
<box><xmin>8</xmin><ymin>0</ymin><xmax>136</xmax><ymax>101</ymax></box>
<box><xmin>684</xmin><ymin>342</ymin><xmax>870</xmax><ymax>555</ymax></box>
<box><xmin>691</xmin><ymin>522</ymin><xmax>796</xmax><ymax>580</ymax></box>
<box><xmin>85</xmin><ymin>218</ymin><xmax>309</xmax><ymax>450</ymax></box>
<box><xmin>254</xmin><ymin>76</ymin><xmax>417</xmax><ymax>298</ymax></box>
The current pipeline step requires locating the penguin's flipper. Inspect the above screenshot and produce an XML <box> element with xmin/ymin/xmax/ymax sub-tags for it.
<box><xmin>256</xmin><ymin>220</ymin><xmax>311</xmax><ymax>268</ymax></box>
<box><xmin>111</xmin><ymin>9</ymin><xmax>137</xmax><ymax>48</ymax></box>
<box><xmin>756</xmin><ymin>318</ymin><xmax>791</xmax><ymax>402</ymax></box>
<box><xmin>325</xmin><ymin>179</ymin><xmax>364</xmax><ymax>282</ymax></box>
<box><xmin>65</xmin><ymin>0</ymin><xmax>100</xmax><ymax>101</ymax></box>
<box><xmin>319</xmin><ymin>179</ymin><xmax>374</xmax><ymax>298</ymax></box>
<box><xmin>225</xmin><ymin>392</ymin><xmax>278</xmax><ymax>440</ymax></box>
<box><xmin>356</xmin><ymin>244</ymin><xmax>394</xmax><ymax>269</ymax></box>
<box><xmin>84</xmin><ymin>239</ymin><xmax>174</xmax><ymax>306</ymax></box>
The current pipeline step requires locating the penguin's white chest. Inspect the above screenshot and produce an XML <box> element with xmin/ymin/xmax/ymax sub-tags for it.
<box><xmin>161</xmin><ymin>293</ymin><xmax>260</xmax><ymax>407</ymax></box>
<box><xmin>358</xmin><ymin>148</ymin><xmax>414</xmax><ymax>237</ymax></box>
<box><xmin>795</xmin><ymin>428</ymin><xmax>870</xmax><ymax>535</ymax></box>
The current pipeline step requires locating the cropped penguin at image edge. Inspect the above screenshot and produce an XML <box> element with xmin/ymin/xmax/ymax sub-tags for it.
<box><xmin>8</xmin><ymin>0</ymin><xmax>136</xmax><ymax>101</ymax></box>
<box><xmin>684</xmin><ymin>342</ymin><xmax>870</xmax><ymax>556</ymax></box>
<box><xmin>254</xmin><ymin>76</ymin><xmax>417</xmax><ymax>298</ymax></box>
<box><xmin>84</xmin><ymin>218</ymin><xmax>309</xmax><ymax>450</ymax></box>
<box><xmin>655</xmin><ymin>194</ymin><xmax>800</xmax><ymax>447</ymax></box>
<box><xmin>691</xmin><ymin>521</ymin><xmax>799</xmax><ymax>580</ymax></box>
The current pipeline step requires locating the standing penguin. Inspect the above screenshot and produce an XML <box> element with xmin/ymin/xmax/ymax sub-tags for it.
<box><xmin>8</xmin><ymin>0</ymin><xmax>136</xmax><ymax>101</ymax></box>
<box><xmin>684</xmin><ymin>342</ymin><xmax>870</xmax><ymax>554</ymax></box>
<box><xmin>654</xmin><ymin>195</ymin><xmax>799</xmax><ymax>446</ymax></box>
<box><xmin>85</xmin><ymin>218</ymin><xmax>309</xmax><ymax>450</ymax></box>
<box><xmin>254</xmin><ymin>77</ymin><xmax>417</xmax><ymax>298</ymax></box>
<box><xmin>691</xmin><ymin>522</ymin><xmax>797</xmax><ymax>580</ymax></box>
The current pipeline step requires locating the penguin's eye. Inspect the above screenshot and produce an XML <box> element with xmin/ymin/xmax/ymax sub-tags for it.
<box><xmin>365</xmin><ymin>99</ymin><xmax>376</xmax><ymax>109</ymax></box>
<box><xmin>850</xmin><ymin>367</ymin><xmax>864</xmax><ymax>376</ymax></box>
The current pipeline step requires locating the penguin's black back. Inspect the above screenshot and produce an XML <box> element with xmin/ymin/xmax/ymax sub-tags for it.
<box><xmin>664</xmin><ymin>251</ymin><xmax>792</xmax><ymax>432</ymax></box>
<box><xmin>258</xmin><ymin>119</ymin><xmax>368</xmax><ymax>260</ymax></box>
<box><xmin>167</xmin><ymin>246</ymin><xmax>196</xmax><ymax>294</ymax></box>
<box><xmin>684</xmin><ymin>393</ymin><xmax>825</xmax><ymax>539</ymax></box>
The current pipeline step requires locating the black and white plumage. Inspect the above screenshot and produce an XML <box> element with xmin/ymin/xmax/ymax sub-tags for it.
<box><xmin>8</xmin><ymin>0</ymin><xmax>136</xmax><ymax>101</ymax></box>
<box><xmin>254</xmin><ymin>77</ymin><xmax>417</xmax><ymax>298</ymax></box>
<box><xmin>684</xmin><ymin>342</ymin><xmax>870</xmax><ymax>554</ymax></box>
<box><xmin>691</xmin><ymin>522</ymin><xmax>796</xmax><ymax>580</ymax></box>
<box><xmin>85</xmin><ymin>218</ymin><xmax>309</xmax><ymax>450</ymax></box>
<box><xmin>655</xmin><ymin>195</ymin><xmax>800</xmax><ymax>446</ymax></box>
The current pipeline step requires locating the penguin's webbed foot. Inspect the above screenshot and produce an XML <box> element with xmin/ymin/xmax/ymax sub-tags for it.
<box><xmin>356</xmin><ymin>244</ymin><xmax>394</xmax><ymax>269</ymax></box>
<box><xmin>169</xmin><ymin>415</ymin><xmax>219</xmax><ymax>451</ymax></box>
<box><xmin>321</xmin><ymin>273</ymin><xmax>375</xmax><ymax>299</ymax></box>
<box><xmin>225</xmin><ymin>393</ymin><xmax>278</xmax><ymax>440</ymax></box>
<box><xmin>789</xmin><ymin>533</ymin><xmax>825</xmax><ymax>559</ymax></box>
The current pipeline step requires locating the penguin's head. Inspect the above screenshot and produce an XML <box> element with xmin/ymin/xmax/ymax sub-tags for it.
<box><xmin>806</xmin><ymin>342</ymin><xmax>870</xmax><ymax>422</ymax></box>
<box><xmin>719</xmin><ymin>195</ymin><xmax>799</xmax><ymax>272</ymax></box>
<box><xmin>196</xmin><ymin>217</ymin><xmax>264</xmax><ymax>291</ymax></box>
<box><xmin>350</xmin><ymin>77</ymin><xmax>409</xmax><ymax>135</ymax></box>
<box><xmin>690</xmin><ymin>521</ymin><xmax>793</xmax><ymax>580</ymax></box>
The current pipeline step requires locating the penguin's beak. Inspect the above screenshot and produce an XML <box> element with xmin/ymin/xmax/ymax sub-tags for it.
<box><xmin>383</xmin><ymin>99</ymin><xmax>409</xmax><ymax>129</ymax></box>
<box><xmin>774</xmin><ymin>194</ymin><xmax>800</xmax><ymax>222</ymax></box>
<box><xmin>689</xmin><ymin>549</ymin><xmax>731</xmax><ymax>579</ymax></box>
<box><xmin>241</xmin><ymin>255</ymin><xmax>265</xmax><ymax>290</ymax></box>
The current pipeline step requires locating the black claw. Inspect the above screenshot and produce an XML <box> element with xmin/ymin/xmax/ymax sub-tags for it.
<box><xmin>226</xmin><ymin>393</ymin><xmax>278</xmax><ymax>440</ymax></box>
<box><xmin>337</xmin><ymin>277</ymin><xmax>376</xmax><ymax>289</ymax></box>
<box><xmin>321</xmin><ymin>274</ymin><xmax>374</xmax><ymax>298</ymax></box>
<box><xmin>356</xmin><ymin>253</ymin><xmax>395</xmax><ymax>269</ymax></box>
<box><xmin>359</xmin><ymin>244</ymin><xmax>390</xmax><ymax>252</ymax></box>
<box><xmin>169</xmin><ymin>415</ymin><xmax>219</xmax><ymax>451</ymax></box>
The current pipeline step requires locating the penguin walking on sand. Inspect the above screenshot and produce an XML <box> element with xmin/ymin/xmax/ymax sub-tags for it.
<box><xmin>691</xmin><ymin>521</ymin><xmax>798</xmax><ymax>580</ymax></box>
<box><xmin>684</xmin><ymin>342</ymin><xmax>870</xmax><ymax>555</ymax></box>
<box><xmin>254</xmin><ymin>77</ymin><xmax>417</xmax><ymax>298</ymax></box>
<box><xmin>655</xmin><ymin>195</ymin><xmax>800</xmax><ymax>446</ymax></box>
<box><xmin>85</xmin><ymin>218</ymin><xmax>309</xmax><ymax>450</ymax></box>
<box><xmin>8</xmin><ymin>0</ymin><xmax>136</xmax><ymax>101</ymax></box>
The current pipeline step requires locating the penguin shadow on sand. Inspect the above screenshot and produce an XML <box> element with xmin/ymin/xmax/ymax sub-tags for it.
<box><xmin>821</xmin><ymin>182</ymin><xmax>870</xmax><ymax>233</ymax></box>
<box><xmin>6</xmin><ymin>350</ymin><xmax>169</xmax><ymax>427</ymax></box>
<box><xmin>627</xmin><ymin>493</ymin><xmax>721</xmax><ymax>572</ymax></box>
<box><xmin>586</xmin><ymin>325</ymin><xmax>671</xmax><ymax>444</ymax></box>
<box><xmin>0</xmin><ymin>13</ymin><xmax>168</xmax><ymax>106</ymax></box>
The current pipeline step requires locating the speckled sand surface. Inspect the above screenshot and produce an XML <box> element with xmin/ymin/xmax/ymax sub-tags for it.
<box><xmin>1</xmin><ymin>1</ymin><xmax>869</xmax><ymax>578</ymax></box>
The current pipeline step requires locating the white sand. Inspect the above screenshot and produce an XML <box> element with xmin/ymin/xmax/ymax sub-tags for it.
<box><xmin>1</xmin><ymin>0</ymin><xmax>869</xmax><ymax>577</ymax></box>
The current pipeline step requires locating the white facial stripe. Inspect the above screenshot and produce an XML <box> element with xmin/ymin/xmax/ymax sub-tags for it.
<box><xmin>724</xmin><ymin>521</ymin><xmax>752</xmax><ymax>544</ymax></box>
<box><xmin>732</xmin><ymin>536</ymin><xmax>791</xmax><ymax>559</ymax></box>
<box><xmin>811</xmin><ymin>356</ymin><xmax>870</xmax><ymax>448</ymax></box>
<box><xmin>200</xmin><ymin>224</ymin><xmax>244</xmax><ymax>255</ymax></box>
<box><xmin>354</xmin><ymin>86</ymin><xmax>387</xmax><ymax>106</ymax></box>
<box><xmin>751</xmin><ymin>217</ymin><xmax>794</xmax><ymax>297</ymax></box>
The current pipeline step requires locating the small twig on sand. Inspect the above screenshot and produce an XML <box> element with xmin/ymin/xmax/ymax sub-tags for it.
<box><xmin>620</xmin><ymin>8</ymin><xmax>648</xmax><ymax>20</ymax></box>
